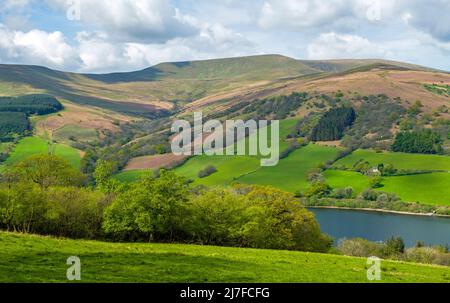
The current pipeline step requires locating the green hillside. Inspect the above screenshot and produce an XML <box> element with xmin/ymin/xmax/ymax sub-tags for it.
<box><xmin>1</xmin><ymin>232</ymin><xmax>449</xmax><ymax>283</ymax></box>
<box><xmin>1</xmin><ymin>137</ymin><xmax>81</xmax><ymax>169</ymax></box>
<box><xmin>238</xmin><ymin>144</ymin><xmax>340</xmax><ymax>193</ymax></box>
<box><xmin>0</xmin><ymin>55</ymin><xmax>436</xmax><ymax>117</ymax></box>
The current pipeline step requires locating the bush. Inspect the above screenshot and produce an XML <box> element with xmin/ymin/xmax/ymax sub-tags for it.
<box><xmin>304</xmin><ymin>182</ymin><xmax>332</xmax><ymax>198</ymax></box>
<box><xmin>331</xmin><ymin>187</ymin><xmax>353</xmax><ymax>199</ymax></box>
<box><xmin>198</xmin><ymin>166</ymin><xmax>218</xmax><ymax>178</ymax></box>
<box><xmin>0</xmin><ymin>183</ymin><xmax>107</xmax><ymax>238</ymax></box>
<box><xmin>337</xmin><ymin>238</ymin><xmax>385</xmax><ymax>257</ymax></box>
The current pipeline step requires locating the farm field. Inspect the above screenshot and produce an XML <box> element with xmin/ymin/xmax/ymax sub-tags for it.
<box><xmin>323</xmin><ymin>169</ymin><xmax>450</xmax><ymax>205</ymax></box>
<box><xmin>1</xmin><ymin>232</ymin><xmax>449</xmax><ymax>283</ymax></box>
<box><xmin>1</xmin><ymin>137</ymin><xmax>81</xmax><ymax>169</ymax></box>
<box><xmin>334</xmin><ymin>149</ymin><xmax>450</xmax><ymax>171</ymax></box>
<box><xmin>324</xmin><ymin>170</ymin><xmax>370</xmax><ymax>195</ymax></box>
<box><xmin>238</xmin><ymin>144</ymin><xmax>340</xmax><ymax>192</ymax></box>
<box><xmin>175</xmin><ymin>155</ymin><xmax>260</xmax><ymax>186</ymax></box>
<box><xmin>379</xmin><ymin>173</ymin><xmax>450</xmax><ymax>206</ymax></box>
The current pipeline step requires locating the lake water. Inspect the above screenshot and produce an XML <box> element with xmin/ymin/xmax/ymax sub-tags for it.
<box><xmin>309</xmin><ymin>208</ymin><xmax>450</xmax><ymax>247</ymax></box>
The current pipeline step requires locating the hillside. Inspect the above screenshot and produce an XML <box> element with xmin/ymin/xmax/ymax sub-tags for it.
<box><xmin>1</xmin><ymin>232</ymin><xmax>449</xmax><ymax>283</ymax></box>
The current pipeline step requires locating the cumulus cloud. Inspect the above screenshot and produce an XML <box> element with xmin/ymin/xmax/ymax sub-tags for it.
<box><xmin>257</xmin><ymin>0</ymin><xmax>398</xmax><ymax>31</ymax></box>
<box><xmin>307</xmin><ymin>32</ymin><xmax>386</xmax><ymax>60</ymax></box>
<box><xmin>0</xmin><ymin>0</ymin><xmax>449</xmax><ymax>72</ymax></box>
<box><xmin>46</xmin><ymin>0</ymin><xmax>199</xmax><ymax>43</ymax></box>
<box><xmin>0</xmin><ymin>24</ymin><xmax>79</xmax><ymax>68</ymax></box>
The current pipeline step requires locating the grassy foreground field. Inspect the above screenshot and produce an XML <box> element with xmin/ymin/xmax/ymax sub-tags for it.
<box><xmin>1</xmin><ymin>232</ymin><xmax>449</xmax><ymax>283</ymax></box>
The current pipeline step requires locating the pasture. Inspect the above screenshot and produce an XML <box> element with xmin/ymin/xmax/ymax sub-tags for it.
<box><xmin>335</xmin><ymin>149</ymin><xmax>450</xmax><ymax>171</ymax></box>
<box><xmin>2</xmin><ymin>137</ymin><xmax>81</xmax><ymax>169</ymax></box>
<box><xmin>238</xmin><ymin>144</ymin><xmax>340</xmax><ymax>192</ymax></box>
<box><xmin>1</xmin><ymin>232</ymin><xmax>449</xmax><ymax>283</ymax></box>
<box><xmin>323</xmin><ymin>169</ymin><xmax>450</xmax><ymax>205</ymax></box>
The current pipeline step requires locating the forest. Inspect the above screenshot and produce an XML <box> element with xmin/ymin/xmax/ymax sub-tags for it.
<box><xmin>392</xmin><ymin>130</ymin><xmax>444</xmax><ymax>154</ymax></box>
<box><xmin>0</xmin><ymin>95</ymin><xmax>62</xmax><ymax>141</ymax></box>
<box><xmin>310</xmin><ymin>107</ymin><xmax>356</xmax><ymax>141</ymax></box>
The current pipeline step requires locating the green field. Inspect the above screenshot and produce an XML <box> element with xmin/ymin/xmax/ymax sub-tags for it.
<box><xmin>379</xmin><ymin>173</ymin><xmax>450</xmax><ymax>206</ymax></box>
<box><xmin>324</xmin><ymin>170</ymin><xmax>370</xmax><ymax>195</ymax></box>
<box><xmin>1</xmin><ymin>137</ymin><xmax>81</xmax><ymax>169</ymax></box>
<box><xmin>130</xmin><ymin>119</ymin><xmax>299</xmax><ymax>185</ymax></box>
<box><xmin>238</xmin><ymin>144</ymin><xmax>340</xmax><ymax>192</ymax></box>
<box><xmin>1</xmin><ymin>232</ymin><xmax>449</xmax><ymax>283</ymax></box>
<box><xmin>324</xmin><ymin>169</ymin><xmax>450</xmax><ymax>205</ymax></box>
<box><xmin>113</xmin><ymin>169</ymin><xmax>154</xmax><ymax>183</ymax></box>
<box><xmin>335</xmin><ymin>149</ymin><xmax>450</xmax><ymax>171</ymax></box>
<box><xmin>175</xmin><ymin>155</ymin><xmax>260</xmax><ymax>186</ymax></box>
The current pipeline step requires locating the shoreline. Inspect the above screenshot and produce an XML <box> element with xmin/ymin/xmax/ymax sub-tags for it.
<box><xmin>306</xmin><ymin>205</ymin><xmax>450</xmax><ymax>218</ymax></box>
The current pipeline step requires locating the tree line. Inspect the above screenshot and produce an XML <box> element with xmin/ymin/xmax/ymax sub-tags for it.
<box><xmin>0</xmin><ymin>154</ymin><xmax>332</xmax><ymax>253</ymax></box>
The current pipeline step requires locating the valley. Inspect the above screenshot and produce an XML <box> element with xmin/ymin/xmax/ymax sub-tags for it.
<box><xmin>1</xmin><ymin>55</ymin><xmax>449</xmax><ymax>283</ymax></box>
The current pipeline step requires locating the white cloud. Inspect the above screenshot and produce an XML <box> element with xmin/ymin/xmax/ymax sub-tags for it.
<box><xmin>46</xmin><ymin>0</ymin><xmax>199</xmax><ymax>43</ymax></box>
<box><xmin>0</xmin><ymin>24</ymin><xmax>78</xmax><ymax>68</ymax></box>
<box><xmin>257</xmin><ymin>0</ymin><xmax>398</xmax><ymax>31</ymax></box>
<box><xmin>307</xmin><ymin>32</ymin><xmax>386</xmax><ymax>60</ymax></box>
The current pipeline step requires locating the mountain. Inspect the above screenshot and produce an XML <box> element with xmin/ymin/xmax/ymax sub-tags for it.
<box><xmin>0</xmin><ymin>55</ymin><xmax>448</xmax><ymax>134</ymax></box>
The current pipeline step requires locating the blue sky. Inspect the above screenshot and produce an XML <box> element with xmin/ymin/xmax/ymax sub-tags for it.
<box><xmin>0</xmin><ymin>0</ymin><xmax>449</xmax><ymax>73</ymax></box>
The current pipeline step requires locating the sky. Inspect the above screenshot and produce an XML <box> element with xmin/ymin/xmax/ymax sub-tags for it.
<box><xmin>0</xmin><ymin>0</ymin><xmax>449</xmax><ymax>73</ymax></box>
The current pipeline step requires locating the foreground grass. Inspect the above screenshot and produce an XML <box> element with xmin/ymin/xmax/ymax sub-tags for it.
<box><xmin>1</xmin><ymin>232</ymin><xmax>449</xmax><ymax>283</ymax></box>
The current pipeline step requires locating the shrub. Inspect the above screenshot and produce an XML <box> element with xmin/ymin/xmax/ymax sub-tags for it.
<box><xmin>198</xmin><ymin>166</ymin><xmax>218</xmax><ymax>178</ymax></box>
<box><xmin>337</xmin><ymin>238</ymin><xmax>385</xmax><ymax>257</ymax></box>
<box><xmin>304</xmin><ymin>182</ymin><xmax>332</xmax><ymax>198</ymax></box>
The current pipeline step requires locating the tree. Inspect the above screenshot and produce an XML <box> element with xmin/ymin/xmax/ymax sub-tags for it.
<box><xmin>386</xmin><ymin>236</ymin><xmax>405</xmax><ymax>254</ymax></box>
<box><xmin>392</xmin><ymin>130</ymin><xmax>443</xmax><ymax>154</ymax></box>
<box><xmin>94</xmin><ymin>159</ymin><xmax>123</xmax><ymax>193</ymax></box>
<box><xmin>369</xmin><ymin>177</ymin><xmax>384</xmax><ymax>189</ymax></box>
<box><xmin>103</xmin><ymin>170</ymin><xmax>189</xmax><ymax>241</ymax></box>
<box><xmin>11</xmin><ymin>154</ymin><xmax>85</xmax><ymax>189</ymax></box>
<box><xmin>304</xmin><ymin>182</ymin><xmax>332</xmax><ymax>198</ymax></box>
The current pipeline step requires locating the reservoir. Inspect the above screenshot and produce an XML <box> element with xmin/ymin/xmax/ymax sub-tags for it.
<box><xmin>309</xmin><ymin>208</ymin><xmax>450</xmax><ymax>247</ymax></box>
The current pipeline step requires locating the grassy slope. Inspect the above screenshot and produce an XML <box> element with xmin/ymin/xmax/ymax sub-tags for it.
<box><xmin>239</xmin><ymin>144</ymin><xmax>340</xmax><ymax>193</ymax></box>
<box><xmin>334</xmin><ymin>149</ymin><xmax>450</xmax><ymax>171</ymax></box>
<box><xmin>162</xmin><ymin>119</ymin><xmax>298</xmax><ymax>185</ymax></box>
<box><xmin>1</xmin><ymin>232</ymin><xmax>449</xmax><ymax>283</ymax></box>
<box><xmin>1</xmin><ymin>137</ymin><xmax>81</xmax><ymax>169</ymax></box>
